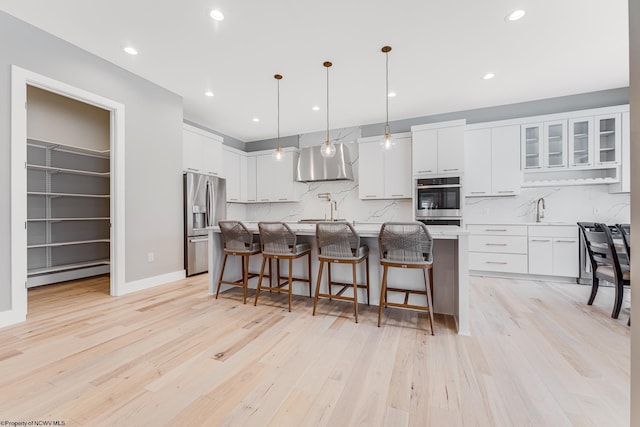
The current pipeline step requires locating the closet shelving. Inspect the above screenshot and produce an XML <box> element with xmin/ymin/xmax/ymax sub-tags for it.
<box><xmin>26</xmin><ymin>137</ymin><xmax>111</xmax><ymax>286</ymax></box>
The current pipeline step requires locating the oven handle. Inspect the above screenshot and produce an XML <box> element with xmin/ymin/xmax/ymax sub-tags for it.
<box><xmin>416</xmin><ymin>184</ymin><xmax>462</xmax><ymax>189</ymax></box>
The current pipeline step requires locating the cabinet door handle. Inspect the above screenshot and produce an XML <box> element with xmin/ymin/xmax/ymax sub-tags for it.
<box><xmin>485</xmin><ymin>229</ymin><xmax>507</xmax><ymax>232</ymax></box>
<box><xmin>209</xmin><ymin>172</ymin><xmax>218</xmax><ymax>175</ymax></box>
<box><xmin>530</xmin><ymin>239</ymin><xmax>551</xmax><ymax>242</ymax></box>
<box><xmin>247</xmin><ymin>199</ymin><xmax>256</xmax><ymax>202</ymax></box>
<box><xmin>391</xmin><ymin>194</ymin><xmax>404</xmax><ymax>197</ymax></box>
<box><xmin>417</xmin><ymin>170</ymin><xmax>433</xmax><ymax>173</ymax></box>
<box><xmin>485</xmin><ymin>243</ymin><xmax>507</xmax><ymax>246</ymax></box>
<box><xmin>486</xmin><ymin>261</ymin><xmax>508</xmax><ymax>265</ymax></box>
<box><xmin>556</xmin><ymin>240</ymin><xmax>577</xmax><ymax>243</ymax></box>
<box><xmin>470</xmin><ymin>191</ymin><xmax>486</xmax><ymax>194</ymax></box>
<box><xmin>365</xmin><ymin>195</ymin><xmax>377</xmax><ymax>198</ymax></box>
<box><xmin>187</xmin><ymin>167</ymin><xmax>199</xmax><ymax>172</ymax></box>
<box><xmin>443</xmin><ymin>168</ymin><xmax>459</xmax><ymax>172</ymax></box>
<box><xmin>278</xmin><ymin>198</ymin><xmax>288</xmax><ymax>201</ymax></box>
<box><xmin>260</xmin><ymin>199</ymin><xmax>269</xmax><ymax>201</ymax></box>
<box><xmin>229</xmin><ymin>198</ymin><xmax>238</xmax><ymax>201</ymax></box>
<box><xmin>497</xmin><ymin>190</ymin><xmax>515</xmax><ymax>194</ymax></box>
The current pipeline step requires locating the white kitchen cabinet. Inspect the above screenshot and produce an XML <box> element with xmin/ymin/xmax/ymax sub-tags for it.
<box><xmin>595</xmin><ymin>113</ymin><xmax>621</xmax><ymax>165</ymax></box>
<box><xmin>358</xmin><ymin>134</ymin><xmax>411</xmax><ymax>200</ymax></box>
<box><xmin>254</xmin><ymin>149</ymin><xmax>299</xmax><ymax>202</ymax></box>
<box><xmin>222</xmin><ymin>147</ymin><xmax>241</xmax><ymax>202</ymax></box>
<box><xmin>411</xmin><ymin>120</ymin><xmax>465</xmax><ymax>175</ymax></box>
<box><xmin>183</xmin><ymin>124</ymin><xmax>223</xmax><ymax>176</ymax></box>
<box><xmin>521</xmin><ymin>123</ymin><xmax>543</xmax><ymax>169</ymax></box>
<box><xmin>464</xmin><ymin>129</ymin><xmax>491</xmax><ymax>196</ymax></box>
<box><xmin>468</xmin><ymin>225</ymin><xmax>528</xmax><ymax>274</ymax></box>
<box><xmin>544</xmin><ymin>120</ymin><xmax>567</xmax><ymax>168</ymax></box>
<box><xmin>568</xmin><ymin>117</ymin><xmax>593</xmax><ymax>167</ymax></box>
<box><xmin>528</xmin><ymin>225</ymin><xmax>578</xmax><ymax>278</ymax></box>
<box><xmin>245</xmin><ymin>155</ymin><xmax>257</xmax><ymax>202</ymax></box>
<box><xmin>609</xmin><ymin>111</ymin><xmax>630</xmax><ymax>193</ymax></box>
<box><xmin>465</xmin><ymin>125</ymin><xmax>520</xmax><ymax>197</ymax></box>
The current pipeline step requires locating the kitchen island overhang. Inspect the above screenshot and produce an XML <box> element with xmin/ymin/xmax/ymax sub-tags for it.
<box><xmin>208</xmin><ymin>223</ymin><xmax>470</xmax><ymax>335</ymax></box>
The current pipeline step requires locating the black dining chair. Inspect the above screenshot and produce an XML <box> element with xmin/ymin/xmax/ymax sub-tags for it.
<box><xmin>577</xmin><ymin>222</ymin><xmax>630</xmax><ymax>319</ymax></box>
<box><xmin>616</xmin><ymin>223</ymin><xmax>631</xmax><ymax>326</ymax></box>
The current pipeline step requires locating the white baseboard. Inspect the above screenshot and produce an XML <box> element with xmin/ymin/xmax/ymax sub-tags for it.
<box><xmin>119</xmin><ymin>270</ymin><xmax>186</xmax><ymax>296</ymax></box>
<box><xmin>0</xmin><ymin>309</ymin><xmax>27</xmax><ymax>329</ymax></box>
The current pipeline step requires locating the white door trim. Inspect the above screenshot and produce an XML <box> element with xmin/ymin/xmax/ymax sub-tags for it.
<box><xmin>7</xmin><ymin>65</ymin><xmax>126</xmax><ymax>327</ymax></box>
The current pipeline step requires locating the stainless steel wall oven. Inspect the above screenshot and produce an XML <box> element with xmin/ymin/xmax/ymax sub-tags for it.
<box><xmin>415</xmin><ymin>176</ymin><xmax>462</xmax><ymax>226</ymax></box>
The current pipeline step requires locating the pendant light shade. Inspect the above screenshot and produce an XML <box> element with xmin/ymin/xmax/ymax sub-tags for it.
<box><xmin>381</xmin><ymin>45</ymin><xmax>395</xmax><ymax>151</ymax></box>
<box><xmin>272</xmin><ymin>74</ymin><xmax>284</xmax><ymax>161</ymax></box>
<box><xmin>320</xmin><ymin>61</ymin><xmax>336</xmax><ymax>158</ymax></box>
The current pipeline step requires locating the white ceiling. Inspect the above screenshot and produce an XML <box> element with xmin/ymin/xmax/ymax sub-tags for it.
<box><xmin>0</xmin><ymin>0</ymin><xmax>629</xmax><ymax>142</ymax></box>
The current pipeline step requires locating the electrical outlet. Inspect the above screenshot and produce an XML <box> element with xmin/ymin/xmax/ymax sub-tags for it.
<box><xmin>147</xmin><ymin>252</ymin><xmax>155</xmax><ymax>262</ymax></box>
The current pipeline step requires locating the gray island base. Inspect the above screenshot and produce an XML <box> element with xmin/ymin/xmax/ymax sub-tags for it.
<box><xmin>208</xmin><ymin>223</ymin><xmax>470</xmax><ymax>335</ymax></box>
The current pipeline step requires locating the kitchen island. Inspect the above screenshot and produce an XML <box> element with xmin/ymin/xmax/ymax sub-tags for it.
<box><xmin>208</xmin><ymin>222</ymin><xmax>470</xmax><ymax>335</ymax></box>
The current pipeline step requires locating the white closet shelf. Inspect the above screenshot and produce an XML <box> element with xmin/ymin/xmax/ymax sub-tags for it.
<box><xmin>27</xmin><ymin>217</ymin><xmax>110</xmax><ymax>222</ymax></box>
<box><xmin>27</xmin><ymin>192</ymin><xmax>110</xmax><ymax>198</ymax></box>
<box><xmin>27</xmin><ymin>259</ymin><xmax>110</xmax><ymax>276</ymax></box>
<box><xmin>26</xmin><ymin>163</ymin><xmax>110</xmax><ymax>177</ymax></box>
<box><xmin>27</xmin><ymin>137</ymin><xmax>110</xmax><ymax>158</ymax></box>
<box><xmin>27</xmin><ymin>239</ymin><xmax>110</xmax><ymax>249</ymax></box>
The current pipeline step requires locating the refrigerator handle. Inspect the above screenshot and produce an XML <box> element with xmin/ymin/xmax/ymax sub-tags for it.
<box><xmin>206</xmin><ymin>178</ymin><xmax>214</xmax><ymax>227</ymax></box>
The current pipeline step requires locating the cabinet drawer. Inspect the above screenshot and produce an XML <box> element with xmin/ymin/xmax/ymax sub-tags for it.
<box><xmin>469</xmin><ymin>253</ymin><xmax>528</xmax><ymax>274</ymax></box>
<box><xmin>528</xmin><ymin>225</ymin><xmax>577</xmax><ymax>238</ymax></box>
<box><xmin>470</xmin><ymin>235</ymin><xmax>528</xmax><ymax>254</ymax></box>
<box><xmin>467</xmin><ymin>224</ymin><xmax>528</xmax><ymax>236</ymax></box>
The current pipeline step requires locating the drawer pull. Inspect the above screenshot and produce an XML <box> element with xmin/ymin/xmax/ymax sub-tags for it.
<box><xmin>556</xmin><ymin>240</ymin><xmax>577</xmax><ymax>243</ymax></box>
<box><xmin>485</xmin><ymin>243</ymin><xmax>507</xmax><ymax>246</ymax></box>
<box><xmin>485</xmin><ymin>228</ymin><xmax>507</xmax><ymax>232</ymax></box>
<box><xmin>443</xmin><ymin>168</ymin><xmax>459</xmax><ymax>171</ymax></box>
<box><xmin>485</xmin><ymin>261</ymin><xmax>508</xmax><ymax>265</ymax></box>
<box><xmin>497</xmin><ymin>190</ymin><xmax>515</xmax><ymax>194</ymax></box>
<box><xmin>530</xmin><ymin>239</ymin><xmax>551</xmax><ymax>242</ymax></box>
<box><xmin>417</xmin><ymin>170</ymin><xmax>433</xmax><ymax>173</ymax></box>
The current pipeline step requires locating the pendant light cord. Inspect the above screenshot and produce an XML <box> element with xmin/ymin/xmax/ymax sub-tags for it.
<box><xmin>326</xmin><ymin>64</ymin><xmax>330</xmax><ymax>144</ymax></box>
<box><xmin>277</xmin><ymin>78</ymin><xmax>280</xmax><ymax>143</ymax></box>
<box><xmin>385</xmin><ymin>50</ymin><xmax>389</xmax><ymax>128</ymax></box>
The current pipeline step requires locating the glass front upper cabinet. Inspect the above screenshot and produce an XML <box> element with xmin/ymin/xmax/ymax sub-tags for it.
<box><xmin>543</xmin><ymin>120</ymin><xmax>567</xmax><ymax>168</ymax></box>
<box><xmin>595</xmin><ymin>113</ymin><xmax>621</xmax><ymax>165</ymax></box>
<box><xmin>521</xmin><ymin>123</ymin><xmax>543</xmax><ymax>169</ymax></box>
<box><xmin>568</xmin><ymin>117</ymin><xmax>593</xmax><ymax>167</ymax></box>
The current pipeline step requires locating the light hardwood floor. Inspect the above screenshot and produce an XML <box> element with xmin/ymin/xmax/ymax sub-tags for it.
<box><xmin>0</xmin><ymin>274</ymin><xmax>630</xmax><ymax>426</ymax></box>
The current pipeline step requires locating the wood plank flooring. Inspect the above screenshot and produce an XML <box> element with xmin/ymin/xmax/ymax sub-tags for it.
<box><xmin>0</xmin><ymin>274</ymin><xmax>630</xmax><ymax>426</ymax></box>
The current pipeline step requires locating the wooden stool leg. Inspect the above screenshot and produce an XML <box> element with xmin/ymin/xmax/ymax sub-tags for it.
<box><xmin>365</xmin><ymin>257</ymin><xmax>370</xmax><ymax>305</ymax></box>
<box><xmin>327</xmin><ymin>263</ymin><xmax>332</xmax><ymax>300</ymax></box>
<box><xmin>378</xmin><ymin>265</ymin><xmax>388</xmax><ymax>327</ymax></box>
<box><xmin>307</xmin><ymin>253</ymin><xmax>312</xmax><ymax>298</ymax></box>
<box><xmin>275</xmin><ymin>259</ymin><xmax>281</xmax><ymax>293</ymax></box>
<box><xmin>313</xmin><ymin>260</ymin><xmax>325</xmax><ymax>316</ymax></box>
<box><xmin>254</xmin><ymin>257</ymin><xmax>268</xmax><ymax>306</ymax></box>
<box><xmin>242</xmin><ymin>255</ymin><xmax>249</xmax><ymax>304</ymax></box>
<box><xmin>288</xmin><ymin>258</ymin><xmax>293</xmax><ymax>312</ymax></box>
<box><xmin>215</xmin><ymin>254</ymin><xmax>229</xmax><ymax>299</ymax></box>
<box><xmin>352</xmin><ymin>262</ymin><xmax>359</xmax><ymax>323</ymax></box>
<box><xmin>424</xmin><ymin>266</ymin><xmax>435</xmax><ymax>335</ymax></box>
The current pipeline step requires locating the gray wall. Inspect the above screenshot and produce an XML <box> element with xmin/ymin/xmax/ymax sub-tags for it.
<box><xmin>0</xmin><ymin>10</ymin><xmax>185</xmax><ymax>308</ymax></box>
<box><xmin>629</xmin><ymin>0</ymin><xmax>638</xmax><ymax>424</ymax></box>
<box><xmin>246</xmin><ymin>87</ymin><xmax>629</xmax><ymax>151</ymax></box>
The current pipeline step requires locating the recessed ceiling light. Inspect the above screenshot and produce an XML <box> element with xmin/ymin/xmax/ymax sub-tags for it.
<box><xmin>506</xmin><ymin>10</ymin><xmax>526</xmax><ymax>21</ymax></box>
<box><xmin>205</xmin><ymin>91</ymin><xmax>214</xmax><ymax>97</ymax></box>
<box><xmin>210</xmin><ymin>9</ymin><xmax>224</xmax><ymax>21</ymax></box>
<box><xmin>252</xmin><ymin>118</ymin><xmax>260</xmax><ymax>122</ymax></box>
<box><xmin>388</xmin><ymin>92</ymin><xmax>396</xmax><ymax>98</ymax></box>
<box><xmin>123</xmin><ymin>46</ymin><xmax>138</xmax><ymax>55</ymax></box>
<box><xmin>312</xmin><ymin>106</ymin><xmax>320</xmax><ymax>111</ymax></box>
<box><xmin>483</xmin><ymin>73</ymin><xmax>496</xmax><ymax>80</ymax></box>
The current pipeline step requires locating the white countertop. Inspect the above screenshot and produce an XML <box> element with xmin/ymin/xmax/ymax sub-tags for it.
<box><xmin>209</xmin><ymin>222</ymin><xmax>469</xmax><ymax>238</ymax></box>
<box><xmin>466</xmin><ymin>221</ymin><xmax>577</xmax><ymax>227</ymax></box>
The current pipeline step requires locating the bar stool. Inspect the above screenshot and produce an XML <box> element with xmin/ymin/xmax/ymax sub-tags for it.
<box><xmin>377</xmin><ymin>222</ymin><xmax>435</xmax><ymax>335</ymax></box>
<box><xmin>216</xmin><ymin>220</ymin><xmax>262</xmax><ymax>304</ymax></box>
<box><xmin>313</xmin><ymin>221</ymin><xmax>370</xmax><ymax>323</ymax></box>
<box><xmin>254</xmin><ymin>222</ymin><xmax>312</xmax><ymax>312</ymax></box>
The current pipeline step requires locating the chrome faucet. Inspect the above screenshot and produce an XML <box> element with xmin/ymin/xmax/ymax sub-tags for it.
<box><xmin>536</xmin><ymin>197</ymin><xmax>545</xmax><ymax>222</ymax></box>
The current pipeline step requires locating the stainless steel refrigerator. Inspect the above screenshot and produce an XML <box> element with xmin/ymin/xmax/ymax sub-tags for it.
<box><xmin>184</xmin><ymin>173</ymin><xmax>226</xmax><ymax>276</ymax></box>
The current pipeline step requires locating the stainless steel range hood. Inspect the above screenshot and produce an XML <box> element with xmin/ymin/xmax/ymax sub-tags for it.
<box><xmin>295</xmin><ymin>143</ymin><xmax>354</xmax><ymax>182</ymax></box>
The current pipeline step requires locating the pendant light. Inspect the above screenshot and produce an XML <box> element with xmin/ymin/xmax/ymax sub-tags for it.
<box><xmin>320</xmin><ymin>61</ymin><xmax>336</xmax><ymax>158</ymax></box>
<box><xmin>272</xmin><ymin>74</ymin><xmax>284</xmax><ymax>161</ymax></box>
<box><xmin>381</xmin><ymin>45</ymin><xmax>395</xmax><ymax>151</ymax></box>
